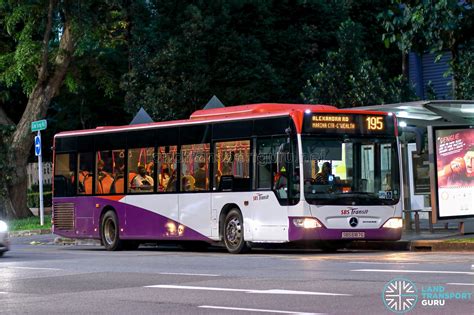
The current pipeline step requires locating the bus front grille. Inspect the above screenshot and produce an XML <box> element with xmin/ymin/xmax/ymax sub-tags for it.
<box><xmin>53</xmin><ymin>202</ymin><xmax>75</xmax><ymax>230</ymax></box>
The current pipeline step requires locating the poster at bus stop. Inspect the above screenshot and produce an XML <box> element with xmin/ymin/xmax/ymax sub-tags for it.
<box><xmin>435</xmin><ymin>127</ymin><xmax>474</xmax><ymax>218</ymax></box>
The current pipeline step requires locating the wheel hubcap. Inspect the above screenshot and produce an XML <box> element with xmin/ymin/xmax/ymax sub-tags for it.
<box><xmin>104</xmin><ymin>218</ymin><xmax>116</xmax><ymax>245</ymax></box>
<box><xmin>226</xmin><ymin>217</ymin><xmax>242</xmax><ymax>248</ymax></box>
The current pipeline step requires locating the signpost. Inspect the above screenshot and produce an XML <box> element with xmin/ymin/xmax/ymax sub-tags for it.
<box><xmin>31</xmin><ymin>119</ymin><xmax>47</xmax><ymax>226</ymax></box>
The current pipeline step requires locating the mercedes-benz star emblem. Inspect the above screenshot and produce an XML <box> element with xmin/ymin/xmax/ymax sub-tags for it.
<box><xmin>349</xmin><ymin>217</ymin><xmax>358</xmax><ymax>227</ymax></box>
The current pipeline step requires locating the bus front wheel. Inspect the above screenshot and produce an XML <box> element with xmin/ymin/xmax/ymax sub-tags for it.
<box><xmin>101</xmin><ymin>210</ymin><xmax>124</xmax><ymax>251</ymax></box>
<box><xmin>223</xmin><ymin>209</ymin><xmax>250</xmax><ymax>254</ymax></box>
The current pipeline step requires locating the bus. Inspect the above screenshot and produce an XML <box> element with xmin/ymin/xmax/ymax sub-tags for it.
<box><xmin>52</xmin><ymin>103</ymin><xmax>402</xmax><ymax>253</ymax></box>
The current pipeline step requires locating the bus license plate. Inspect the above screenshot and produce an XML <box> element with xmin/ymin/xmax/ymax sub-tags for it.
<box><xmin>342</xmin><ymin>232</ymin><xmax>365</xmax><ymax>239</ymax></box>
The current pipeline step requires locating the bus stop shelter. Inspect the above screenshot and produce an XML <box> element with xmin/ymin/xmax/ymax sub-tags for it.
<box><xmin>355</xmin><ymin>100</ymin><xmax>474</xmax><ymax>234</ymax></box>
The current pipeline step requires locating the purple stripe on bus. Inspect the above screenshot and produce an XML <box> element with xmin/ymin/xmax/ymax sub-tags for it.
<box><xmin>288</xmin><ymin>217</ymin><xmax>402</xmax><ymax>241</ymax></box>
<box><xmin>53</xmin><ymin>197</ymin><xmax>210</xmax><ymax>242</ymax></box>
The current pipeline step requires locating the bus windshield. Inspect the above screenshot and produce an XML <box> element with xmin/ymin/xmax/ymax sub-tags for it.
<box><xmin>302</xmin><ymin>136</ymin><xmax>400</xmax><ymax>205</ymax></box>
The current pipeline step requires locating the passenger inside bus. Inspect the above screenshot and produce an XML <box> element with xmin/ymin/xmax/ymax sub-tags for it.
<box><xmin>181</xmin><ymin>174</ymin><xmax>195</xmax><ymax>191</ymax></box>
<box><xmin>158</xmin><ymin>163</ymin><xmax>171</xmax><ymax>191</ymax></box>
<box><xmin>194</xmin><ymin>162</ymin><xmax>208</xmax><ymax>190</ymax></box>
<box><xmin>110</xmin><ymin>158</ymin><xmax>125</xmax><ymax>194</ymax></box>
<box><xmin>96</xmin><ymin>159</ymin><xmax>114</xmax><ymax>194</ymax></box>
<box><xmin>315</xmin><ymin>162</ymin><xmax>332</xmax><ymax>184</ymax></box>
<box><xmin>274</xmin><ymin>166</ymin><xmax>288</xmax><ymax>198</ymax></box>
<box><xmin>78</xmin><ymin>162</ymin><xmax>93</xmax><ymax>195</ymax></box>
<box><xmin>166</xmin><ymin>169</ymin><xmax>178</xmax><ymax>192</ymax></box>
<box><xmin>131</xmin><ymin>165</ymin><xmax>154</xmax><ymax>192</ymax></box>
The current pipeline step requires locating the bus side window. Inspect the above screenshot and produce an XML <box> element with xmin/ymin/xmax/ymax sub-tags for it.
<box><xmin>128</xmin><ymin>147</ymin><xmax>155</xmax><ymax>193</ymax></box>
<box><xmin>77</xmin><ymin>152</ymin><xmax>94</xmax><ymax>195</ymax></box>
<box><xmin>96</xmin><ymin>150</ymin><xmax>125</xmax><ymax>194</ymax></box>
<box><xmin>180</xmin><ymin>144</ymin><xmax>210</xmax><ymax>192</ymax></box>
<box><xmin>214</xmin><ymin>140</ymin><xmax>251</xmax><ymax>191</ymax></box>
<box><xmin>54</xmin><ymin>153</ymin><xmax>76</xmax><ymax>197</ymax></box>
<box><xmin>256</xmin><ymin>137</ymin><xmax>285</xmax><ymax>190</ymax></box>
<box><xmin>157</xmin><ymin>146</ymin><xmax>177</xmax><ymax>192</ymax></box>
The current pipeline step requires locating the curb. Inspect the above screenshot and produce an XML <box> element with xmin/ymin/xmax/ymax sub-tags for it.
<box><xmin>410</xmin><ymin>240</ymin><xmax>474</xmax><ymax>251</ymax></box>
<box><xmin>349</xmin><ymin>240</ymin><xmax>474</xmax><ymax>251</ymax></box>
<box><xmin>9</xmin><ymin>229</ymin><xmax>52</xmax><ymax>237</ymax></box>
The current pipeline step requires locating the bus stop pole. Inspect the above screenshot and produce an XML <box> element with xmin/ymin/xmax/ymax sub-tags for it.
<box><xmin>37</xmin><ymin>130</ymin><xmax>44</xmax><ymax>226</ymax></box>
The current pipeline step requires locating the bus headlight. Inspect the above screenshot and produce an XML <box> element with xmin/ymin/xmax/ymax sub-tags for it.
<box><xmin>383</xmin><ymin>218</ymin><xmax>403</xmax><ymax>229</ymax></box>
<box><xmin>0</xmin><ymin>220</ymin><xmax>8</xmax><ymax>232</ymax></box>
<box><xmin>293</xmin><ymin>218</ymin><xmax>322</xmax><ymax>229</ymax></box>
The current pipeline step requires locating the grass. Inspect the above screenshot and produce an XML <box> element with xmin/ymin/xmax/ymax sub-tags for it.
<box><xmin>444</xmin><ymin>238</ymin><xmax>474</xmax><ymax>243</ymax></box>
<box><xmin>7</xmin><ymin>215</ymin><xmax>52</xmax><ymax>231</ymax></box>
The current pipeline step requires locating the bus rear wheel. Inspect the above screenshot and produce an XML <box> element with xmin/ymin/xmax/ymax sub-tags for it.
<box><xmin>223</xmin><ymin>209</ymin><xmax>250</xmax><ymax>254</ymax></box>
<box><xmin>101</xmin><ymin>210</ymin><xmax>124</xmax><ymax>251</ymax></box>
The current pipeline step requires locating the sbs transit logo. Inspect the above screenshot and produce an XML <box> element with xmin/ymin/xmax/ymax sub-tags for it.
<box><xmin>382</xmin><ymin>278</ymin><xmax>418</xmax><ymax>313</ymax></box>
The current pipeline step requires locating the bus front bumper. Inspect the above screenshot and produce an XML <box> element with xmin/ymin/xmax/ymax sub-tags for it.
<box><xmin>288</xmin><ymin>217</ymin><xmax>402</xmax><ymax>242</ymax></box>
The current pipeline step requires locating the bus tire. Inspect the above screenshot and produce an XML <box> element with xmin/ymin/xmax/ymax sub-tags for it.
<box><xmin>101</xmin><ymin>210</ymin><xmax>124</xmax><ymax>251</ymax></box>
<box><xmin>223</xmin><ymin>209</ymin><xmax>250</xmax><ymax>254</ymax></box>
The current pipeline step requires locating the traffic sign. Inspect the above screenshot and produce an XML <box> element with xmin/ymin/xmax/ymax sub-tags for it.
<box><xmin>31</xmin><ymin>119</ymin><xmax>47</xmax><ymax>132</ymax></box>
<box><xmin>35</xmin><ymin>135</ymin><xmax>41</xmax><ymax>156</ymax></box>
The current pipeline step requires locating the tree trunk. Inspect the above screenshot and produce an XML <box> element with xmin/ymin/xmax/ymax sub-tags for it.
<box><xmin>0</xmin><ymin>16</ymin><xmax>75</xmax><ymax>219</ymax></box>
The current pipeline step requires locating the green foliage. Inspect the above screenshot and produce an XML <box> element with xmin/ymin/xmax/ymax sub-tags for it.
<box><xmin>454</xmin><ymin>39</ymin><xmax>474</xmax><ymax>99</ymax></box>
<box><xmin>302</xmin><ymin>19</ymin><xmax>417</xmax><ymax>107</ymax></box>
<box><xmin>27</xmin><ymin>191</ymin><xmax>52</xmax><ymax>208</ymax></box>
<box><xmin>380</xmin><ymin>0</ymin><xmax>474</xmax><ymax>98</ymax></box>
<box><xmin>122</xmin><ymin>0</ymin><xmax>351</xmax><ymax>119</ymax></box>
<box><xmin>8</xmin><ymin>214</ymin><xmax>51</xmax><ymax>231</ymax></box>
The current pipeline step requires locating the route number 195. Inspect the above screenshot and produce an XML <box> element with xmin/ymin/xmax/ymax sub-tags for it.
<box><xmin>366</xmin><ymin>116</ymin><xmax>384</xmax><ymax>131</ymax></box>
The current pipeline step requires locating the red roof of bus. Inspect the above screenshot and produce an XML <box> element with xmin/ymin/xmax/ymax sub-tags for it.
<box><xmin>55</xmin><ymin>103</ymin><xmax>392</xmax><ymax>137</ymax></box>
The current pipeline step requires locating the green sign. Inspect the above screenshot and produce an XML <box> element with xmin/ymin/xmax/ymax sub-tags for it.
<box><xmin>31</xmin><ymin>119</ymin><xmax>47</xmax><ymax>132</ymax></box>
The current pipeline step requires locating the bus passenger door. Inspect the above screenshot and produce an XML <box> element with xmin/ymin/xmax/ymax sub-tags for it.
<box><xmin>251</xmin><ymin>137</ymin><xmax>292</xmax><ymax>242</ymax></box>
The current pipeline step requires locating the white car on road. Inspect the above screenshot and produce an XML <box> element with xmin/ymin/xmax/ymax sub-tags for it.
<box><xmin>0</xmin><ymin>220</ymin><xmax>9</xmax><ymax>257</ymax></box>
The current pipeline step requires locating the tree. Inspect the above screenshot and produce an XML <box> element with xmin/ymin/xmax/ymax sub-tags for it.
<box><xmin>0</xmin><ymin>0</ymin><xmax>127</xmax><ymax>218</ymax></box>
<box><xmin>301</xmin><ymin>19</ymin><xmax>416</xmax><ymax>107</ymax></box>
<box><xmin>380</xmin><ymin>0</ymin><xmax>474</xmax><ymax>97</ymax></box>
<box><xmin>121</xmin><ymin>0</ymin><xmax>349</xmax><ymax>120</ymax></box>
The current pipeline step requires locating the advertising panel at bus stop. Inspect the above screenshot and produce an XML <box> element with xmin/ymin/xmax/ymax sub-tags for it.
<box><xmin>429</xmin><ymin>125</ymin><xmax>474</xmax><ymax>222</ymax></box>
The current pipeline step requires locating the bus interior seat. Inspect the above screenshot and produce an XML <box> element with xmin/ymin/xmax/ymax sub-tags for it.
<box><xmin>83</xmin><ymin>176</ymin><xmax>93</xmax><ymax>194</ymax></box>
<box><xmin>112</xmin><ymin>178</ymin><xmax>124</xmax><ymax>194</ymax></box>
<box><xmin>98</xmin><ymin>175</ymin><xmax>114</xmax><ymax>194</ymax></box>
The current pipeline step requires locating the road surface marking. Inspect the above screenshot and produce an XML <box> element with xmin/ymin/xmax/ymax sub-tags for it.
<box><xmin>348</xmin><ymin>262</ymin><xmax>419</xmax><ymax>265</ymax></box>
<box><xmin>145</xmin><ymin>285</ymin><xmax>351</xmax><ymax>296</ymax></box>
<box><xmin>0</xmin><ymin>292</ymin><xmax>7</xmax><ymax>294</ymax></box>
<box><xmin>352</xmin><ymin>269</ymin><xmax>474</xmax><ymax>275</ymax></box>
<box><xmin>199</xmin><ymin>305</ymin><xmax>324</xmax><ymax>314</ymax></box>
<box><xmin>447</xmin><ymin>283</ymin><xmax>474</xmax><ymax>286</ymax></box>
<box><xmin>158</xmin><ymin>272</ymin><xmax>219</xmax><ymax>277</ymax></box>
<box><xmin>3</xmin><ymin>266</ymin><xmax>61</xmax><ymax>271</ymax></box>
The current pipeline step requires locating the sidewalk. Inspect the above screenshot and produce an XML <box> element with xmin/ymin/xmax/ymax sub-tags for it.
<box><xmin>350</xmin><ymin>219</ymin><xmax>474</xmax><ymax>251</ymax></box>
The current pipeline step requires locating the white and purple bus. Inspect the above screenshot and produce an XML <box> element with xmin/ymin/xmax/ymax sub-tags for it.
<box><xmin>53</xmin><ymin>104</ymin><xmax>402</xmax><ymax>253</ymax></box>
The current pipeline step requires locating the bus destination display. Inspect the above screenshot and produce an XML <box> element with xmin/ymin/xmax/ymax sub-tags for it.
<box><xmin>304</xmin><ymin>113</ymin><xmax>393</xmax><ymax>135</ymax></box>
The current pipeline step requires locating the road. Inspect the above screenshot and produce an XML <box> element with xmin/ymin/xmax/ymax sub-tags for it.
<box><xmin>0</xmin><ymin>235</ymin><xmax>473</xmax><ymax>314</ymax></box>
